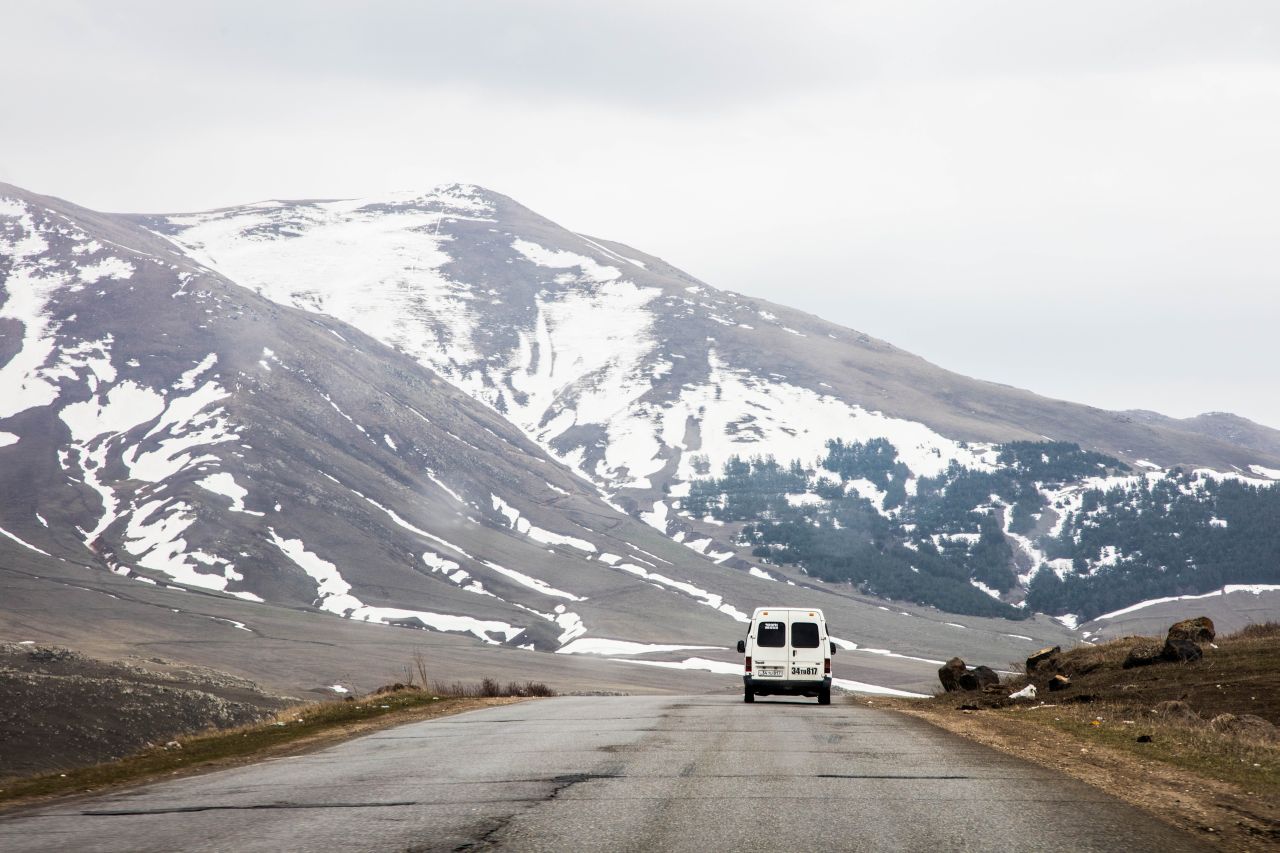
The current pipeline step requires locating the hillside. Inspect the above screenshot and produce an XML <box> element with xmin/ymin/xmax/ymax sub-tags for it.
<box><xmin>1</xmin><ymin>182</ymin><xmax>1277</xmax><ymax>699</ymax></box>
<box><xmin>133</xmin><ymin>185</ymin><xmax>1280</xmax><ymax>623</ymax></box>
<box><xmin>2</xmin><ymin>183</ymin><xmax>1091</xmax><ymax>697</ymax></box>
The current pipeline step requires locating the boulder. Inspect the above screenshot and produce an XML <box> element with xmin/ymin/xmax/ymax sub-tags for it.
<box><xmin>1161</xmin><ymin>638</ymin><xmax>1203</xmax><ymax>663</ymax></box>
<box><xmin>1122</xmin><ymin>642</ymin><xmax>1164</xmax><ymax>669</ymax></box>
<box><xmin>938</xmin><ymin>657</ymin><xmax>967</xmax><ymax>692</ymax></box>
<box><xmin>1026</xmin><ymin>646</ymin><xmax>1061</xmax><ymax>673</ymax></box>
<box><xmin>956</xmin><ymin>664</ymin><xmax>1001</xmax><ymax>691</ymax></box>
<box><xmin>971</xmin><ymin>665</ymin><xmax>1000</xmax><ymax>689</ymax></box>
<box><xmin>1167</xmin><ymin>616</ymin><xmax>1215</xmax><ymax>644</ymax></box>
<box><xmin>1209</xmin><ymin>714</ymin><xmax>1279</xmax><ymax>742</ymax></box>
<box><xmin>1047</xmin><ymin>674</ymin><xmax>1071</xmax><ymax>692</ymax></box>
<box><xmin>1152</xmin><ymin>700</ymin><xmax>1201</xmax><ymax>725</ymax></box>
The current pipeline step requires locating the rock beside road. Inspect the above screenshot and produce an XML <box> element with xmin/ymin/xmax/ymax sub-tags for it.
<box><xmin>938</xmin><ymin>658</ymin><xmax>967</xmax><ymax>692</ymax></box>
<box><xmin>1025</xmin><ymin>646</ymin><xmax>1060</xmax><ymax>673</ymax></box>
<box><xmin>939</xmin><ymin>659</ymin><xmax>1001</xmax><ymax>692</ymax></box>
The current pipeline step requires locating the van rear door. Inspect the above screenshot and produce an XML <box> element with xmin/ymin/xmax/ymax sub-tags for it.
<box><xmin>787</xmin><ymin>612</ymin><xmax>825</xmax><ymax>682</ymax></box>
<box><xmin>752</xmin><ymin>616</ymin><xmax>788</xmax><ymax>683</ymax></box>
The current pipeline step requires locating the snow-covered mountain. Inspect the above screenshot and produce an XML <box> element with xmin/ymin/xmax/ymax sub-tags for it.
<box><xmin>140</xmin><ymin>186</ymin><xmax>1280</xmax><ymax>606</ymax></box>
<box><xmin>2</xmin><ymin>181</ymin><xmax>1277</xmax><ymax>695</ymax></box>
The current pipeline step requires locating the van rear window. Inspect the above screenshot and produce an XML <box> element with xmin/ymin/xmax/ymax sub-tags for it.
<box><xmin>791</xmin><ymin>621</ymin><xmax>820</xmax><ymax>648</ymax></box>
<box><xmin>757</xmin><ymin>621</ymin><xmax>786</xmax><ymax>647</ymax></box>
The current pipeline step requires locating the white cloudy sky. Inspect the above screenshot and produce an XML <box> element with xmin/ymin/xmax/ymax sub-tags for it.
<box><xmin>5</xmin><ymin>1</ymin><xmax>1279</xmax><ymax>427</ymax></box>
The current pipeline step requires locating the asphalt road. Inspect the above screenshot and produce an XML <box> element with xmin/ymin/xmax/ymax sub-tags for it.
<box><xmin>0</xmin><ymin>695</ymin><xmax>1207</xmax><ymax>852</ymax></box>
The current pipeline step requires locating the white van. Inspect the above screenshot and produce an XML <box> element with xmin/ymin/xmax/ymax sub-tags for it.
<box><xmin>737</xmin><ymin>607</ymin><xmax>836</xmax><ymax>705</ymax></box>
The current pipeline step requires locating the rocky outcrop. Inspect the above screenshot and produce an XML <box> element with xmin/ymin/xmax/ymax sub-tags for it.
<box><xmin>1167</xmin><ymin>616</ymin><xmax>1215</xmax><ymax>644</ymax></box>
<box><xmin>1026</xmin><ymin>646</ymin><xmax>1060</xmax><ymax>673</ymax></box>
<box><xmin>1047</xmin><ymin>674</ymin><xmax>1071</xmax><ymax>692</ymax></box>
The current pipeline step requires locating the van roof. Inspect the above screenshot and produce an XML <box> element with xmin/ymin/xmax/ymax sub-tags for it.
<box><xmin>750</xmin><ymin>607</ymin><xmax>825</xmax><ymax>618</ymax></box>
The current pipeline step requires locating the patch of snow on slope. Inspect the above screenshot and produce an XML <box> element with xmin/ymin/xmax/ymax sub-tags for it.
<box><xmin>1091</xmin><ymin>584</ymin><xmax>1280</xmax><ymax>621</ymax></box>
<box><xmin>267</xmin><ymin>528</ymin><xmax>522</xmax><ymax>643</ymax></box>
<box><xmin>613</xmin><ymin>562</ymin><xmax>748</xmax><ymax>622</ymax></box>
<box><xmin>124</xmin><ymin>380</ymin><xmax>238</xmax><ymax>482</ymax></box>
<box><xmin>60</xmin><ymin>381</ymin><xmax>165</xmax><ymax>441</ymax></box>
<box><xmin>421</xmin><ymin>551</ymin><xmax>495</xmax><ymax>598</ymax></box>
<box><xmin>497</xmin><ymin>260</ymin><xmax>663</xmax><ymax>487</ymax></box>
<box><xmin>165</xmin><ymin>188</ymin><xmax>492</xmax><ymax>369</ymax></box>
<box><xmin>669</xmin><ymin>350</ymin><xmax>989</xmax><ymax>483</ymax></box>
<box><xmin>831</xmin><ymin>678</ymin><xmax>929</xmax><ymax>698</ymax></box>
<box><xmin>0</xmin><ymin>432</ymin><xmax>18</xmax><ymax>447</ymax></box>
<box><xmin>970</xmin><ymin>579</ymin><xmax>1002</xmax><ymax>600</ymax></box>
<box><xmin>512</xmin><ymin>238</ymin><xmax>622</xmax><ymax>283</ymax></box>
<box><xmin>480</xmin><ymin>559</ymin><xmax>586</xmax><ymax>602</ymax></box>
<box><xmin>0</xmin><ymin>199</ymin><xmax>64</xmax><ymax>419</ymax></box>
<box><xmin>174</xmin><ymin>354</ymin><xmax>218</xmax><ymax>391</ymax></box>
<box><xmin>613</xmin><ymin>657</ymin><xmax>742</xmax><ymax>676</ymax></box>
<box><xmin>1248</xmin><ymin>464</ymin><xmax>1280</xmax><ymax>480</ymax></box>
<box><xmin>557</xmin><ymin>638</ymin><xmax>723</xmax><ymax>656</ymax></box>
<box><xmin>641</xmin><ymin>499</ymin><xmax>669</xmax><ymax>532</ymax></box>
<box><xmin>197</xmin><ymin>472</ymin><xmax>263</xmax><ymax>515</ymax></box>
<box><xmin>426</xmin><ymin>470</ymin><xmax>467</xmax><ymax>504</ymax></box>
<box><xmin>490</xmin><ymin>494</ymin><xmax>596</xmax><ymax>552</ymax></box>
<box><xmin>77</xmin><ymin>257</ymin><xmax>135</xmax><ymax>284</ymax></box>
<box><xmin>0</xmin><ymin>524</ymin><xmax>52</xmax><ymax>556</ymax></box>
<box><xmin>123</xmin><ymin>500</ymin><xmax>227</xmax><ymax>591</ymax></box>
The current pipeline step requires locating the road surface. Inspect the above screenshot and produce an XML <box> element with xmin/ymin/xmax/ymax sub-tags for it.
<box><xmin>0</xmin><ymin>695</ymin><xmax>1207</xmax><ymax>852</ymax></box>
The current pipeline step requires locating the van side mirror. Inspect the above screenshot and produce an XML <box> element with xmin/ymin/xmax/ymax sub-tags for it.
<box><xmin>736</xmin><ymin>640</ymin><xmax>745</xmax><ymax>654</ymax></box>
<box><xmin>830</xmin><ymin>641</ymin><xmax>837</xmax><ymax>655</ymax></box>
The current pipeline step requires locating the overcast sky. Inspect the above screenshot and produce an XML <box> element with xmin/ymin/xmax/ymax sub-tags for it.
<box><xmin>5</xmin><ymin>1</ymin><xmax>1279</xmax><ymax>427</ymax></box>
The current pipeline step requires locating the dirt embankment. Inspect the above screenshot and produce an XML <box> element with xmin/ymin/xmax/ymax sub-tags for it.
<box><xmin>0</xmin><ymin>642</ymin><xmax>295</xmax><ymax>781</ymax></box>
<box><xmin>871</xmin><ymin>621</ymin><xmax>1280</xmax><ymax>852</ymax></box>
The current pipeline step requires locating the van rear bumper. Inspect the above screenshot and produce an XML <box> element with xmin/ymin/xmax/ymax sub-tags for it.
<box><xmin>744</xmin><ymin>675</ymin><xmax>831</xmax><ymax>697</ymax></box>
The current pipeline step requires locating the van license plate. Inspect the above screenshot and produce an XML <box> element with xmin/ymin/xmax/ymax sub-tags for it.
<box><xmin>757</xmin><ymin>667</ymin><xmax>783</xmax><ymax>677</ymax></box>
<box><xmin>791</xmin><ymin>666</ymin><xmax>819</xmax><ymax>676</ymax></box>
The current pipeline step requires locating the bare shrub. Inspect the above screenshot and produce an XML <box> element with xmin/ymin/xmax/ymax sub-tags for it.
<box><xmin>1228</xmin><ymin>621</ymin><xmax>1280</xmax><ymax>641</ymax></box>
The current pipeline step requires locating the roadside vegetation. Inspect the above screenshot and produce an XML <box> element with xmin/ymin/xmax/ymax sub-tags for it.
<box><xmin>890</xmin><ymin>621</ymin><xmax>1280</xmax><ymax>849</ymax></box>
<box><xmin>0</xmin><ymin>674</ymin><xmax>552</xmax><ymax>809</ymax></box>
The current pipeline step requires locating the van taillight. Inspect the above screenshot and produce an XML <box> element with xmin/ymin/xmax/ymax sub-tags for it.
<box><xmin>745</xmin><ymin>656</ymin><xmax>752</xmax><ymax>673</ymax></box>
<box><xmin>824</xmin><ymin>658</ymin><xmax>831</xmax><ymax>675</ymax></box>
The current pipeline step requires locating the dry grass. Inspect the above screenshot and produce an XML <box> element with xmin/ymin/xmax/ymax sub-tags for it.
<box><xmin>429</xmin><ymin>678</ymin><xmax>555</xmax><ymax>698</ymax></box>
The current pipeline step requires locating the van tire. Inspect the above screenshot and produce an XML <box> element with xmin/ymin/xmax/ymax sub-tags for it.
<box><xmin>818</xmin><ymin>686</ymin><xmax>831</xmax><ymax>705</ymax></box>
<box><xmin>744</xmin><ymin>686</ymin><xmax>755</xmax><ymax>703</ymax></box>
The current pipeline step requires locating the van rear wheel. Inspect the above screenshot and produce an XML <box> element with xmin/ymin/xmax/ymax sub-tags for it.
<box><xmin>744</xmin><ymin>686</ymin><xmax>755</xmax><ymax>703</ymax></box>
<box><xmin>818</xmin><ymin>686</ymin><xmax>831</xmax><ymax>705</ymax></box>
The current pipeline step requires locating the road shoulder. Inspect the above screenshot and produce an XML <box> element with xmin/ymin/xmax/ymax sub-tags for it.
<box><xmin>871</xmin><ymin>697</ymin><xmax>1276</xmax><ymax>852</ymax></box>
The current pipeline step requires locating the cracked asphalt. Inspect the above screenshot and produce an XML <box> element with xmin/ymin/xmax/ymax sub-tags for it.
<box><xmin>0</xmin><ymin>695</ymin><xmax>1208</xmax><ymax>852</ymax></box>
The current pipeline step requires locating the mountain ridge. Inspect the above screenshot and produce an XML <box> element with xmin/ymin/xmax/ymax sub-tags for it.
<box><xmin>3</xmin><ymin>179</ymin><xmax>1277</xmax><ymax>695</ymax></box>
